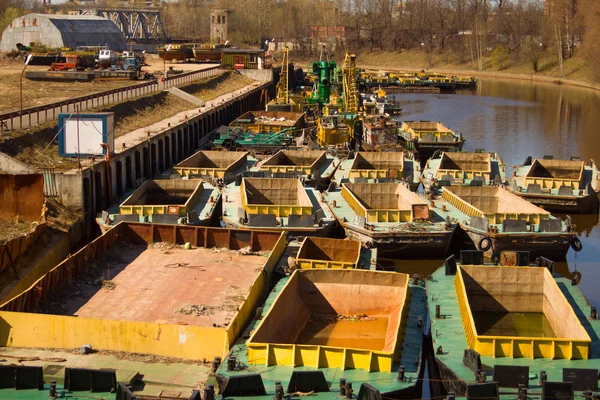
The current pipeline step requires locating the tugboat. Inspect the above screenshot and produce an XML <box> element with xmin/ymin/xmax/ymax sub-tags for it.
<box><xmin>398</xmin><ymin>121</ymin><xmax>466</xmax><ymax>159</ymax></box>
<box><xmin>507</xmin><ymin>156</ymin><xmax>599</xmax><ymax>214</ymax></box>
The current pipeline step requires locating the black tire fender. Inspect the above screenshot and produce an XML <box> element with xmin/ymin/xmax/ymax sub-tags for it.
<box><xmin>571</xmin><ymin>271</ymin><xmax>582</xmax><ymax>285</ymax></box>
<box><xmin>571</xmin><ymin>236</ymin><xmax>583</xmax><ymax>252</ymax></box>
<box><xmin>478</xmin><ymin>237</ymin><xmax>492</xmax><ymax>252</ymax></box>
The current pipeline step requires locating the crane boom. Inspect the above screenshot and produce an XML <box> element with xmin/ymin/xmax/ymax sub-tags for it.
<box><xmin>275</xmin><ymin>46</ymin><xmax>289</xmax><ymax>104</ymax></box>
<box><xmin>342</xmin><ymin>53</ymin><xmax>359</xmax><ymax>114</ymax></box>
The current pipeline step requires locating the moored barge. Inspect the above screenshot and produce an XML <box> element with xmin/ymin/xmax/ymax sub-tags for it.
<box><xmin>508</xmin><ymin>157</ymin><xmax>600</xmax><ymax>214</ymax></box>
<box><xmin>399</xmin><ymin>121</ymin><xmax>466</xmax><ymax>159</ymax></box>
<box><xmin>324</xmin><ymin>182</ymin><xmax>456</xmax><ymax>258</ymax></box>
<box><xmin>423</xmin><ymin>151</ymin><xmax>506</xmax><ymax>186</ymax></box>
<box><xmin>437</xmin><ymin>185</ymin><xmax>580</xmax><ymax>260</ymax></box>
<box><xmin>428</xmin><ymin>252</ymin><xmax>599</xmax><ymax>399</ymax></box>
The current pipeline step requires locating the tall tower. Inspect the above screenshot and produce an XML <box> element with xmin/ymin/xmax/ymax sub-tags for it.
<box><xmin>210</xmin><ymin>9</ymin><xmax>229</xmax><ymax>44</ymax></box>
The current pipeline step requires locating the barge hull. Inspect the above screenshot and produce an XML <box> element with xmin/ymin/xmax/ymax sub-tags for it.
<box><xmin>511</xmin><ymin>191</ymin><xmax>600</xmax><ymax>214</ymax></box>
<box><xmin>461</xmin><ymin>224</ymin><xmax>574</xmax><ymax>260</ymax></box>
<box><xmin>343</xmin><ymin>225</ymin><xmax>455</xmax><ymax>258</ymax></box>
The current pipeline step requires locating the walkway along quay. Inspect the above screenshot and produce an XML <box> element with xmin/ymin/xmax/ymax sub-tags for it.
<box><xmin>39</xmin><ymin>75</ymin><xmax>273</xmax><ymax>238</ymax></box>
<box><xmin>0</xmin><ymin>65</ymin><xmax>221</xmax><ymax>132</ymax></box>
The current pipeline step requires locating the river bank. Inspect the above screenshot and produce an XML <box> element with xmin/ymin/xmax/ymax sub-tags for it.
<box><xmin>297</xmin><ymin>49</ymin><xmax>600</xmax><ymax>92</ymax></box>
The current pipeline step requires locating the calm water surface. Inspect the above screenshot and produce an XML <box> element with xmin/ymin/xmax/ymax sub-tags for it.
<box><xmin>391</xmin><ymin>78</ymin><xmax>600</xmax><ymax>307</ymax></box>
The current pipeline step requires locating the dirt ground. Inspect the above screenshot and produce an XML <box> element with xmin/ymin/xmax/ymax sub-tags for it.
<box><xmin>0</xmin><ymin>71</ymin><xmax>256</xmax><ymax>169</ymax></box>
<box><xmin>0</xmin><ymin>220</ymin><xmax>37</xmax><ymax>244</ymax></box>
<box><xmin>0</xmin><ymin>56</ymin><xmax>215</xmax><ymax>113</ymax></box>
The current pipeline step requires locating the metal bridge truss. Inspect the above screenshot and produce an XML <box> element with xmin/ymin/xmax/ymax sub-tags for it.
<box><xmin>78</xmin><ymin>8</ymin><xmax>167</xmax><ymax>40</ymax></box>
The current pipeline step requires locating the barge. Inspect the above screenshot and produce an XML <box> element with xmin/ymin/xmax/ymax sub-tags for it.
<box><xmin>437</xmin><ymin>185</ymin><xmax>580</xmax><ymax>260</ymax></box>
<box><xmin>217</xmin><ymin>268</ymin><xmax>428</xmax><ymax>400</ymax></box>
<box><xmin>157</xmin><ymin>43</ymin><xmax>194</xmax><ymax>61</ymax></box>
<box><xmin>96</xmin><ymin>179</ymin><xmax>220</xmax><ymax>233</ymax></box>
<box><xmin>293</xmin><ymin>236</ymin><xmax>379</xmax><ymax>270</ymax></box>
<box><xmin>193</xmin><ymin>43</ymin><xmax>229</xmax><ymax>62</ymax></box>
<box><xmin>423</xmin><ymin>151</ymin><xmax>506</xmax><ymax>186</ymax></box>
<box><xmin>398</xmin><ymin>121</ymin><xmax>466</xmax><ymax>159</ymax></box>
<box><xmin>324</xmin><ymin>182</ymin><xmax>456</xmax><ymax>258</ymax></box>
<box><xmin>334</xmin><ymin>151</ymin><xmax>421</xmax><ymax>190</ymax></box>
<box><xmin>173</xmin><ymin>150</ymin><xmax>249</xmax><ymax>179</ymax></box>
<box><xmin>230</xmin><ymin>111</ymin><xmax>305</xmax><ymax>134</ymax></box>
<box><xmin>507</xmin><ymin>157</ymin><xmax>600</xmax><ymax>214</ymax></box>
<box><xmin>428</xmin><ymin>252</ymin><xmax>599</xmax><ymax>399</ymax></box>
<box><xmin>221</xmin><ymin>177</ymin><xmax>337</xmax><ymax>236</ymax></box>
<box><xmin>256</xmin><ymin>149</ymin><xmax>340</xmax><ymax>189</ymax></box>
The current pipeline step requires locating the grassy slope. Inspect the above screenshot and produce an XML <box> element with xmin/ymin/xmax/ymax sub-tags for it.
<box><xmin>354</xmin><ymin>49</ymin><xmax>592</xmax><ymax>84</ymax></box>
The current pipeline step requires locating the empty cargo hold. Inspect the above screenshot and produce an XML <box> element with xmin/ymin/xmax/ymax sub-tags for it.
<box><xmin>295</xmin><ymin>237</ymin><xmax>361</xmax><ymax>269</ymax></box>
<box><xmin>241</xmin><ymin>178</ymin><xmax>313</xmax><ymax>216</ymax></box>
<box><xmin>261</xmin><ymin>150</ymin><xmax>326</xmax><ymax>174</ymax></box>
<box><xmin>342</xmin><ymin>182</ymin><xmax>429</xmax><ymax>222</ymax></box>
<box><xmin>173</xmin><ymin>150</ymin><xmax>248</xmax><ymax>178</ymax></box>
<box><xmin>247</xmin><ymin>269</ymin><xmax>409</xmax><ymax>371</ymax></box>
<box><xmin>437</xmin><ymin>152</ymin><xmax>491</xmax><ymax>176</ymax></box>
<box><xmin>455</xmin><ymin>265</ymin><xmax>590</xmax><ymax>359</ymax></box>
<box><xmin>120</xmin><ymin>179</ymin><xmax>204</xmax><ymax>216</ymax></box>
<box><xmin>442</xmin><ymin>186</ymin><xmax>549</xmax><ymax>224</ymax></box>
<box><xmin>526</xmin><ymin>159</ymin><xmax>584</xmax><ymax>187</ymax></box>
<box><xmin>349</xmin><ymin>152</ymin><xmax>405</xmax><ymax>179</ymax></box>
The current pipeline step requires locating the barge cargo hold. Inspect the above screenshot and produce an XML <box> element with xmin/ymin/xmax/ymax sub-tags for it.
<box><xmin>427</xmin><ymin>254</ymin><xmax>599</xmax><ymax>399</ymax></box>
<box><xmin>173</xmin><ymin>150</ymin><xmax>249</xmax><ymax>178</ymax></box>
<box><xmin>221</xmin><ymin>177</ymin><xmax>336</xmax><ymax>236</ymax></box>
<box><xmin>96</xmin><ymin>179</ymin><xmax>220</xmax><ymax>233</ymax></box>
<box><xmin>259</xmin><ymin>149</ymin><xmax>326</xmax><ymax>176</ymax></box>
<box><xmin>295</xmin><ymin>237</ymin><xmax>362</xmax><ymax>269</ymax></box>
<box><xmin>334</xmin><ymin>151</ymin><xmax>421</xmax><ymax>190</ymax></box>
<box><xmin>324</xmin><ymin>182</ymin><xmax>455</xmax><ymax>258</ymax></box>
<box><xmin>399</xmin><ymin>121</ymin><xmax>466</xmax><ymax>158</ymax></box>
<box><xmin>0</xmin><ymin>222</ymin><xmax>287</xmax><ymax>362</ymax></box>
<box><xmin>217</xmin><ymin>268</ymin><xmax>428</xmax><ymax>399</ymax></box>
<box><xmin>439</xmin><ymin>186</ymin><xmax>579</xmax><ymax>260</ymax></box>
<box><xmin>508</xmin><ymin>157</ymin><xmax>600</xmax><ymax>214</ymax></box>
<box><xmin>423</xmin><ymin>151</ymin><xmax>506</xmax><ymax>186</ymax></box>
<box><xmin>256</xmin><ymin>149</ymin><xmax>340</xmax><ymax>189</ymax></box>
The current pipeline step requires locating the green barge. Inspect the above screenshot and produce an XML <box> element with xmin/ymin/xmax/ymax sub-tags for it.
<box><xmin>427</xmin><ymin>251</ymin><xmax>600</xmax><ymax>399</ymax></box>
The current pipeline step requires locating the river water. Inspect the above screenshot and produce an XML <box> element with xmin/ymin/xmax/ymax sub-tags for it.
<box><xmin>390</xmin><ymin>78</ymin><xmax>600</xmax><ymax>307</ymax></box>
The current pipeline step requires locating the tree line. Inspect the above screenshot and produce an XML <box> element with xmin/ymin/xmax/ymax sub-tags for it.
<box><xmin>0</xmin><ymin>0</ymin><xmax>598</xmax><ymax>80</ymax></box>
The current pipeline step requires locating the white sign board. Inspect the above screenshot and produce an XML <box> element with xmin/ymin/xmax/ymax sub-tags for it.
<box><xmin>59</xmin><ymin>113</ymin><xmax>114</xmax><ymax>157</ymax></box>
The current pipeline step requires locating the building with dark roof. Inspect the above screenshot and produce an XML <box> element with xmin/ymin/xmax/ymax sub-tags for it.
<box><xmin>0</xmin><ymin>13</ymin><xmax>126</xmax><ymax>52</ymax></box>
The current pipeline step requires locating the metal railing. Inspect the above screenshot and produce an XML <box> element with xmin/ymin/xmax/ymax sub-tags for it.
<box><xmin>0</xmin><ymin>65</ymin><xmax>222</xmax><ymax>133</ymax></box>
